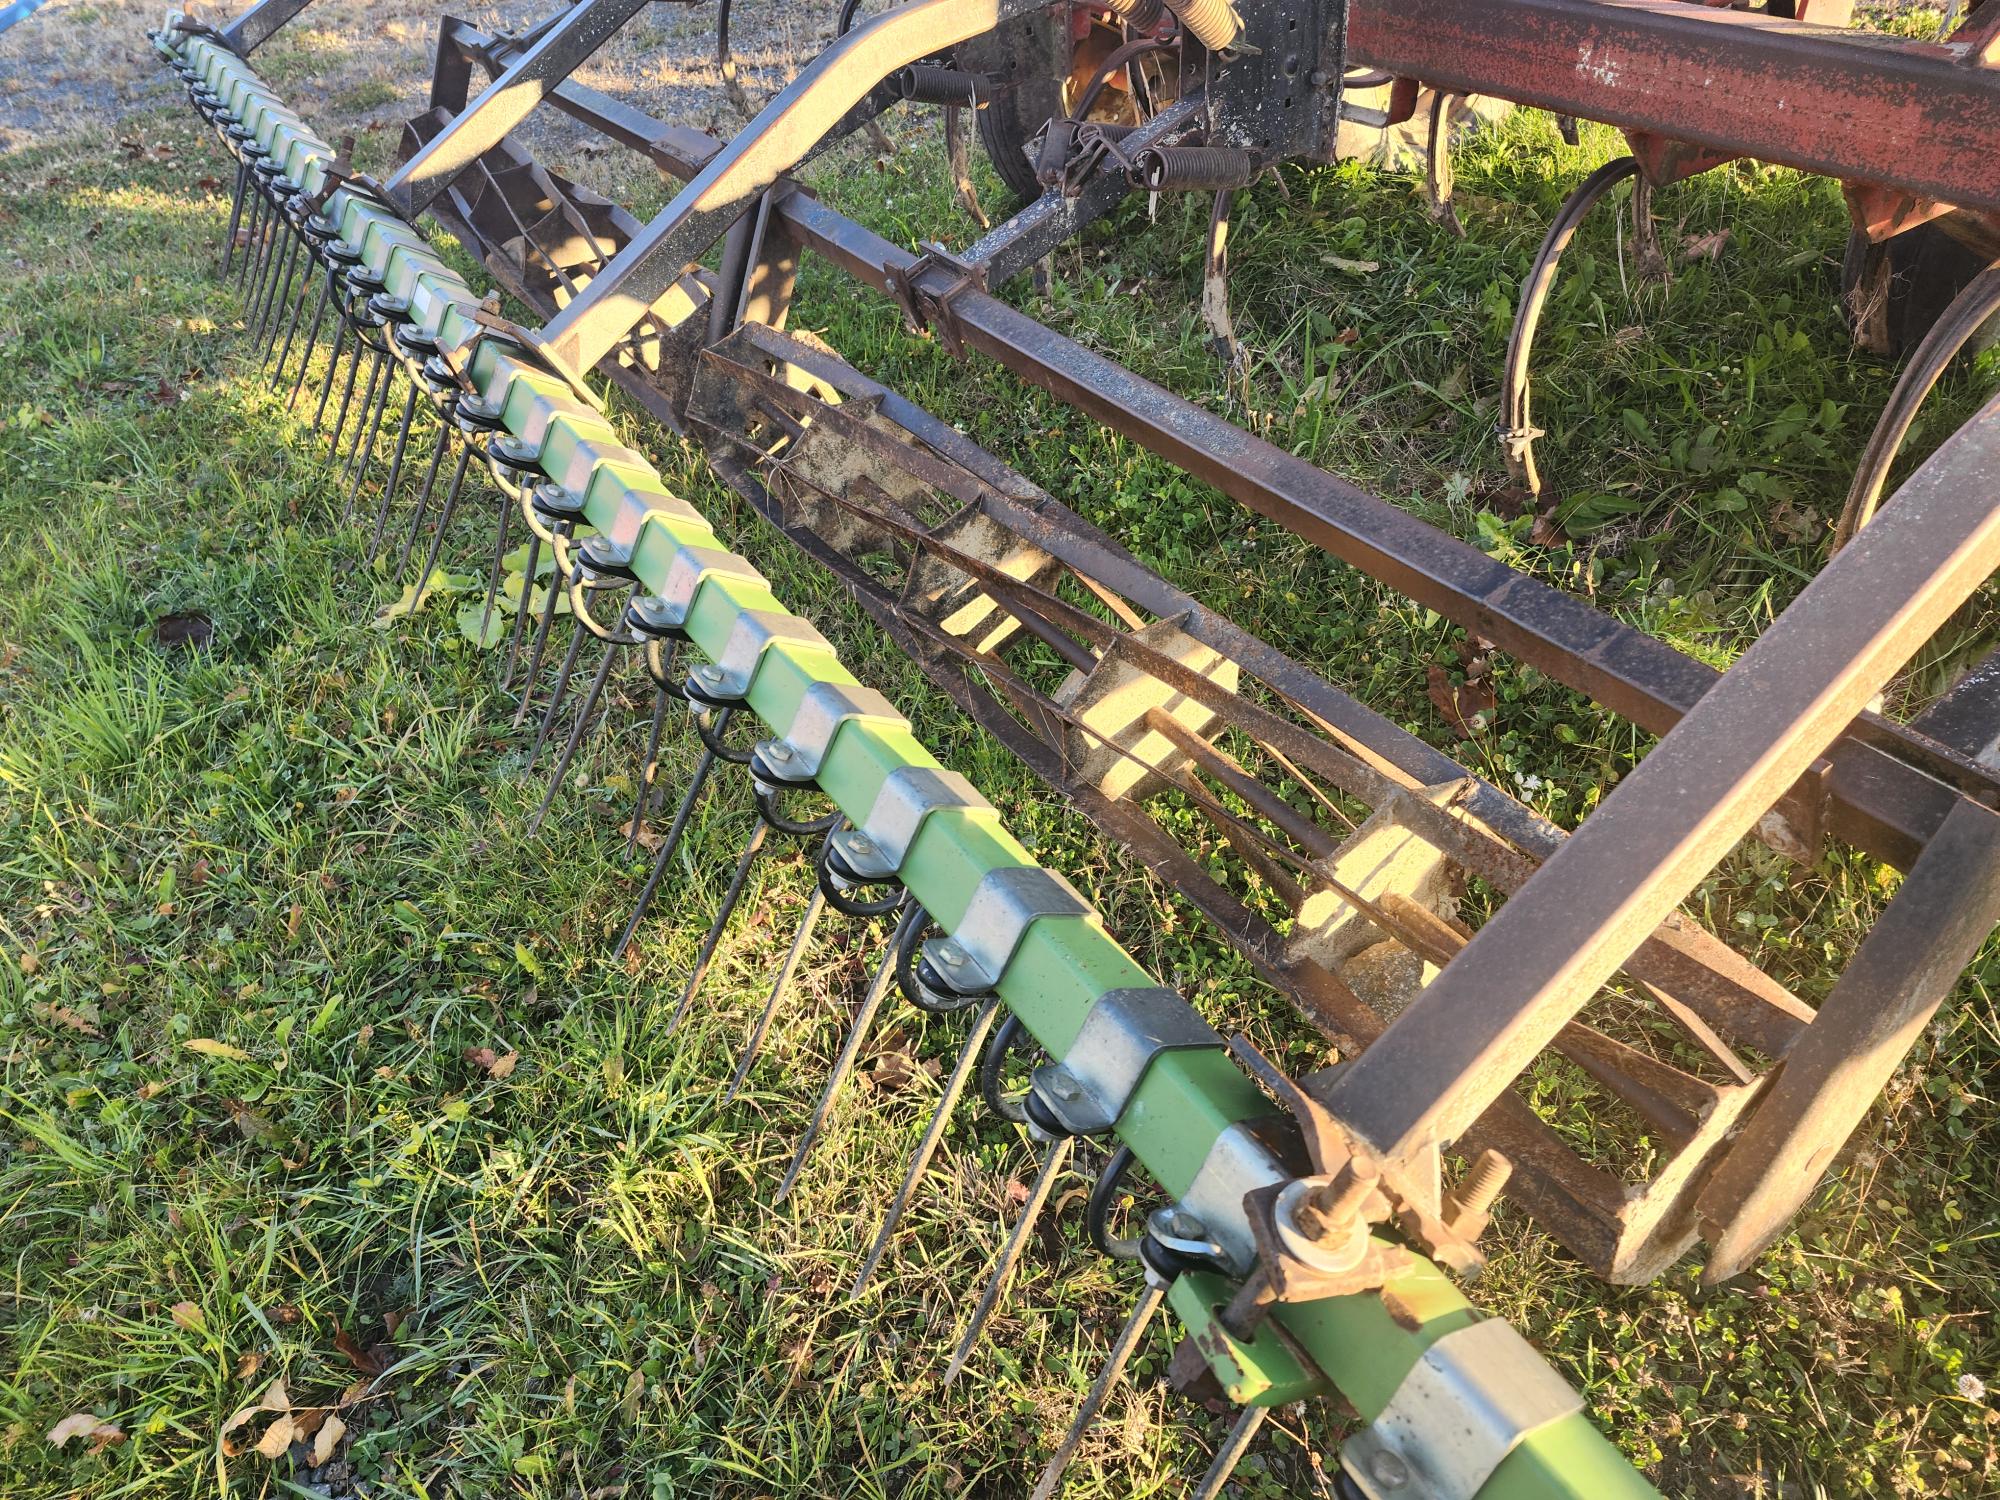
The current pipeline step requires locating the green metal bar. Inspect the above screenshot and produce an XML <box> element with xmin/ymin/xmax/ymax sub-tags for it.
<box><xmin>159</xmin><ymin>31</ymin><xmax>1657</xmax><ymax>1498</ymax></box>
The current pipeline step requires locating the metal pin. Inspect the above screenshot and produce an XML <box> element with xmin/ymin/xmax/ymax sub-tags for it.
<box><xmin>774</xmin><ymin>904</ymin><xmax>923</xmax><ymax>1202</ymax></box>
<box><xmin>236</xmin><ymin>186</ymin><xmax>267</xmax><ymax>292</ymax></box>
<box><xmin>526</xmin><ymin>601</ymin><xmax>590</xmax><ymax>767</ymax></box>
<box><xmin>391</xmin><ymin>420</ymin><xmax>454</xmax><ymax>587</ymax></box>
<box><xmin>340</xmin><ymin>349</ymin><xmax>388</xmax><ymax>486</ymax></box>
<box><xmin>500</xmin><ymin>525</ymin><xmax>543</xmax><ymax>694</ymax></box>
<box><xmin>1188</xmin><ymin>1405</ymin><xmax>1270</xmax><ymax>1500</ymax></box>
<box><xmin>282</xmin><ymin>270</ymin><xmax>333</xmax><ymax>400</ymax></box>
<box><xmin>309</xmin><ymin>315</ymin><xmax>352</xmax><ymax>433</ymax></box>
<box><xmin>662</xmin><ymin>819</ymin><xmax>770</xmax><ymax>1033</ymax></box>
<box><xmin>258</xmin><ymin>217</ymin><xmax>303</xmax><ymax>348</ymax></box>
<box><xmin>849</xmin><ymin>996</ymin><xmax>1001</xmax><ymax>1300</ymax></box>
<box><xmin>1030</xmin><ymin>1281</ymin><xmax>1169</xmax><ymax>1500</ymax></box>
<box><xmin>323</xmin><ymin>332</ymin><xmax>370</xmax><ymax>455</ymax></box>
<box><xmin>613</xmin><ymin>738</ymin><xmax>721</xmax><ymax>959</ymax></box>
<box><xmin>251</xmin><ymin>219</ymin><xmax>295</xmax><ymax>346</ymax></box>
<box><xmin>723</xmin><ymin>885</ymin><xmax>828</xmax><ymax>1104</ymax></box>
<box><xmin>365</xmin><ymin>384</ymin><xmax>422</xmax><ymax>562</ymax></box>
<box><xmin>220</xmin><ymin>159</ymin><xmax>249</xmax><ymax>275</ymax></box>
<box><xmin>525</xmin><ymin>632</ymin><xmax>621</xmax><ymax>837</ymax></box>
<box><xmin>625</xmin><ymin>673</ymin><xmax>677</xmax><ymax>859</ymax></box>
<box><xmin>264</xmin><ymin>241</ymin><xmax>312</xmax><ymax>374</ymax></box>
<box><xmin>942</xmin><ymin>1130</ymin><xmax>1075</xmax><ymax>1385</ymax></box>
<box><xmin>509</xmin><ymin>533</ymin><xmax>573</xmax><ymax>727</ymax></box>
<box><xmin>476</xmin><ymin>498</ymin><xmax>513</xmax><ymax>648</ymax></box>
<box><xmin>408</xmin><ymin>438</ymin><xmax>478</xmax><ymax>601</ymax></box>
<box><xmin>246</xmin><ymin>195</ymin><xmax>283</xmax><ymax>317</ymax></box>
<box><xmin>341</xmin><ymin>357</ymin><xmax>398</xmax><ymax>523</ymax></box>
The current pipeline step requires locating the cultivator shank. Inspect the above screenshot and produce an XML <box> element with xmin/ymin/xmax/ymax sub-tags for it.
<box><xmin>152</xmin><ymin>0</ymin><xmax>2000</xmax><ymax>1490</ymax></box>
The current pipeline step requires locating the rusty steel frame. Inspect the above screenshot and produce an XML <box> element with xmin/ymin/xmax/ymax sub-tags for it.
<box><xmin>401</xmin><ymin>11</ymin><xmax>2000</xmax><ymax>1287</ymax></box>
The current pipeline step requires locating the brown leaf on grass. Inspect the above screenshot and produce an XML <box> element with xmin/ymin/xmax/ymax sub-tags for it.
<box><xmin>333</xmin><ymin>1325</ymin><xmax>393</xmax><ymax>1378</ymax></box>
<box><xmin>220</xmin><ymin>1376</ymin><xmax>291</xmax><ymax>1457</ymax></box>
<box><xmin>1682</xmin><ymin>228</ymin><xmax>1732</xmax><ymax>263</ymax></box>
<box><xmin>185</xmin><ymin>1038</ymin><xmax>251</xmax><ymax>1062</ymax></box>
<box><xmin>195</xmin><ymin>175</ymin><xmax>222</xmax><ymax>191</ymax></box>
<box><xmin>187</xmin><ymin>859</ymin><xmax>212</xmax><ymax>888</ymax></box>
<box><xmin>286</xmin><ymin>904</ymin><xmax>304</xmax><ymax>942</ymax></box>
<box><xmin>235</xmin><ymin>1352</ymin><xmax>262</xmax><ymax>1382</ymax></box>
<box><xmin>617</xmin><ymin>818</ymin><xmax>663</xmax><ymax>852</ymax></box>
<box><xmin>487</xmin><ymin>1050</ymin><xmax>519</xmax><ymax>1079</ymax></box>
<box><xmin>1770</xmin><ymin>497</ymin><xmax>1820</xmax><ymax>545</ymax></box>
<box><xmin>619</xmin><ymin>1368</ymin><xmax>645</xmax><ymax>1424</ymax></box>
<box><xmin>310</xmin><ymin>1414</ymin><xmax>346</xmax><ymax>1466</ymax></box>
<box><xmin>1426</xmin><ymin>665</ymin><xmax>1496</xmax><ymax>739</ymax></box>
<box><xmin>867</xmin><ymin>1048</ymin><xmax>935</xmax><ymax>1093</ymax></box>
<box><xmin>1005</xmin><ymin>1178</ymin><xmax>1031</xmax><ymax>1208</ymax></box>
<box><xmin>254</xmin><ymin>1415</ymin><xmax>295</xmax><ymax>1459</ymax></box>
<box><xmin>170</xmin><ymin>1301</ymin><xmax>204</xmax><ymax>1331</ymax></box>
<box><xmin>46</xmin><ymin>1414</ymin><xmax>126</xmax><ymax>1454</ymax></box>
<box><xmin>34</xmin><ymin>1001</ymin><xmax>100</xmax><ymax>1036</ymax></box>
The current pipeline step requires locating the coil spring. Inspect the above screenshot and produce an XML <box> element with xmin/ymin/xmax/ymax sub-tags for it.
<box><xmin>1132</xmin><ymin>144</ymin><xmax>1256</xmax><ymax>192</ymax></box>
<box><xmin>891</xmin><ymin>64</ymin><xmax>986</xmax><ymax>106</ymax></box>
<box><xmin>1166</xmin><ymin>0</ymin><xmax>1242</xmax><ymax>51</ymax></box>
<box><xmin>1103</xmin><ymin>0</ymin><xmax>1167</xmax><ymax>28</ymax></box>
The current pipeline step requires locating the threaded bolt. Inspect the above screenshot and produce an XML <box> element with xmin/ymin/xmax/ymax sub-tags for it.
<box><xmin>1448</xmin><ymin>1149</ymin><xmax>1513</xmax><ymax>1219</ymax></box>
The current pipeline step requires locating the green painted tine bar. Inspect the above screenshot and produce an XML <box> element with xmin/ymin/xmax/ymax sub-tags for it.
<box><xmin>161</xmin><ymin>22</ymin><xmax>1657</xmax><ymax>1497</ymax></box>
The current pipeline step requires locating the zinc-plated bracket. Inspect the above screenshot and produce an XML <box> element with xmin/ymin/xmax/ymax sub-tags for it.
<box><xmin>1341</xmin><ymin>1318</ymin><xmax>1586</xmax><ymax>1500</ymax></box>
<box><xmin>829</xmin><ymin>765</ymin><xmax>993</xmax><ymax>879</ymax></box>
<box><xmin>922</xmin><ymin>865</ymin><xmax>1096</xmax><ymax>995</ymax></box>
<box><xmin>1032</xmin><ymin>987</ymin><xmax>1224</xmax><ymax>1136</ymax></box>
<box><xmin>756</xmin><ymin>680</ymin><xmax>906</xmax><ymax>785</ymax></box>
<box><xmin>686</xmin><ymin>609</ymin><xmax>835</xmax><ymax>702</ymax></box>
<box><xmin>645</xmin><ymin>545</ymin><xmax>771</xmax><ymax>636</ymax></box>
<box><xmin>1177</xmin><ymin>1120</ymin><xmax>1294</xmax><ymax>1276</ymax></box>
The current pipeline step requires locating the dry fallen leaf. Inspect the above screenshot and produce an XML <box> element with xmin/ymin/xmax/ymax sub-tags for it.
<box><xmin>1426</xmin><ymin>664</ymin><xmax>1497</xmax><ymax>739</ymax></box>
<box><xmin>220</xmin><ymin>1376</ymin><xmax>292</xmax><ymax>1458</ymax></box>
<box><xmin>486</xmin><ymin>1050</ymin><xmax>519</xmax><ymax>1079</ymax></box>
<box><xmin>1682</xmin><ymin>228</ymin><xmax>1732</xmax><ymax>262</ymax></box>
<box><xmin>620</xmin><ymin>1368</ymin><xmax>645</xmax><ymax>1424</ymax></box>
<box><xmin>333</xmin><ymin>1324</ymin><xmax>393</xmax><ymax>1378</ymax></box>
<box><xmin>170</xmin><ymin>1301</ymin><xmax>204</xmax><ymax>1331</ymax></box>
<box><xmin>254</xmin><ymin>1414</ymin><xmax>295</xmax><ymax>1459</ymax></box>
<box><xmin>185</xmin><ymin>1038</ymin><xmax>252</xmax><ymax>1062</ymax></box>
<box><xmin>310</xmin><ymin>1414</ymin><xmax>346</xmax><ymax>1466</ymax></box>
<box><xmin>46</xmin><ymin>1414</ymin><xmax>125</xmax><ymax>1454</ymax></box>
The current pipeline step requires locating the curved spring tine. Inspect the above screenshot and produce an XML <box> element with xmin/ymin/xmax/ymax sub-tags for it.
<box><xmin>285</xmin><ymin>267</ymin><xmax>335</xmax><ymax>405</ymax></box>
<box><xmin>1028</xmin><ymin>1280</ymin><xmax>1168</xmax><ymax>1500</ymax></box>
<box><xmin>407</xmin><ymin>438</ymin><xmax>477</xmax><ymax>599</ymax></box>
<box><xmin>391</xmin><ymin>418</ymin><xmax>457</xmax><ymax>588</ymax></box>
<box><xmin>526</xmin><ymin>605</ymin><xmax>638</xmax><ymax>837</ymax></box>
<box><xmin>774</xmin><ymin>902</ymin><xmax>926</xmax><ymax>1202</ymax></box>
<box><xmin>309</xmin><ymin>312</ymin><xmax>352</xmax><ymax>434</ymax></box>
<box><xmin>723</xmin><ymin>883</ymin><xmax>829</xmax><ymax>1104</ymax></box>
<box><xmin>510</xmin><ymin>527</ymin><xmax>575</xmax><ymax>727</ymax></box>
<box><xmin>624</xmin><ymin>647</ymin><xmax>680</xmax><ymax>859</ymax></box>
<box><xmin>501</xmin><ymin>521</ymin><xmax>545</xmax><ymax>693</ymax></box>
<box><xmin>1188</xmin><ymin>1406</ymin><xmax>1270</xmax><ymax>1500</ymax></box>
<box><xmin>614</xmin><ymin>713</ymin><xmax>730</xmax><ymax>960</ymax></box>
<box><xmin>663</xmin><ymin>817</ymin><xmax>769</xmax><ymax>1034</ymax></box>
<box><xmin>848</xmin><ymin>994</ymin><xmax>1000</xmax><ymax>1300</ymax></box>
<box><xmin>365</xmin><ymin>383</ymin><xmax>422</xmax><ymax>563</ymax></box>
<box><xmin>941</xmin><ymin>1130</ymin><xmax>1075</xmax><ymax>1386</ymax></box>
<box><xmin>220</xmin><ymin>158</ymin><xmax>250</xmax><ymax>274</ymax></box>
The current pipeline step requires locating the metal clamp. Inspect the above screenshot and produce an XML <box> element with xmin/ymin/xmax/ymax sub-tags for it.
<box><xmin>1341</xmin><ymin>1319</ymin><xmax>1586</xmax><ymax>1500</ymax></box>
<box><xmin>642</xmin><ymin>545</ymin><xmax>769</xmax><ymax>636</ymax></box>
<box><xmin>1176</xmin><ymin>1120</ymin><xmax>1294</xmax><ymax>1278</ymax></box>
<box><xmin>1031</xmin><ymin>987</ymin><xmax>1223</xmax><ymax>1136</ymax></box>
<box><xmin>685</xmin><ymin>609</ymin><xmax>836</xmax><ymax>702</ymax></box>
<box><xmin>922</xmin><ymin>865</ymin><xmax>1095</xmax><ymax>995</ymax></box>
<box><xmin>828</xmin><ymin>765</ymin><xmax>994</xmax><ymax>879</ymax></box>
<box><xmin>756</xmin><ymin>680</ymin><xmax>906</xmax><ymax>784</ymax></box>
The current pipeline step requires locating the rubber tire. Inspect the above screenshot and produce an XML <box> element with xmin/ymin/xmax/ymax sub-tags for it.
<box><xmin>954</xmin><ymin>12</ymin><xmax>1067</xmax><ymax>207</ymax></box>
<box><xmin>1842</xmin><ymin>221</ymin><xmax>2000</xmax><ymax>360</ymax></box>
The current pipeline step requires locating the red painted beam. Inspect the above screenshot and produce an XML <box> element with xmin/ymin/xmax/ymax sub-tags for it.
<box><xmin>1346</xmin><ymin>0</ymin><xmax>2000</xmax><ymax>212</ymax></box>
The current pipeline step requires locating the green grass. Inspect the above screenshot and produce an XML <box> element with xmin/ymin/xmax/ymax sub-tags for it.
<box><xmin>0</xmin><ymin>74</ymin><xmax>1997</xmax><ymax>1500</ymax></box>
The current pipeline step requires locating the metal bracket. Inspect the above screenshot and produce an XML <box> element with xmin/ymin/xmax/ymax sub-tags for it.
<box><xmin>1031</xmin><ymin>986</ymin><xmax>1224</xmax><ymax>1136</ymax></box>
<box><xmin>756</xmin><ymin>680</ymin><xmax>906</xmax><ymax>784</ymax></box>
<box><xmin>641</xmin><ymin>544</ymin><xmax>769</xmax><ymax>636</ymax></box>
<box><xmin>922</xmin><ymin>865</ymin><xmax>1096</xmax><ymax>994</ymax></box>
<box><xmin>830</xmin><ymin>764</ymin><xmax>996</xmax><ymax>880</ymax></box>
<box><xmin>686</xmin><ymin>609</ymin><xmax>836</xmax><ymax>702</ymax></box>
<box><xmin>1175</xmin><ymin>1119</ymin><xmax>1295</xmax><ymax>1277</ymax></box>
<box><xmin>1341</xmin><ymin>1319</ymin><xmax>1585</xmax><ymax>1500</ymax></box>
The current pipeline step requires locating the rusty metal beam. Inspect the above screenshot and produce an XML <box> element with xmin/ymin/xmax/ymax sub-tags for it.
<box><xmin>1345</xmin><ymin>0</ymin><xmax>2000</xmax><ymax>212</ymax></box>
<box><xmin>1319</xmin><ymin>395</ymin><xmax>2000</xmax><ymax>1171</ymax></box>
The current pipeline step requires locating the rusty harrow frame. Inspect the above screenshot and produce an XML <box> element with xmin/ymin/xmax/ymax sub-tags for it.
<box><xmin>152</xmin><ymin>0</ymin><xmax>2000</xmax><ymax>1493</ymax></box>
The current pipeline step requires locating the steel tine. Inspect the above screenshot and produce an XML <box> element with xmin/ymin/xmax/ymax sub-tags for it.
<box><xmin>391</xmin><ymin>420</ymin><xmax>455</xmax><ymax>587</ymax></box>
<box><xmin>526</xmin><ymin>631</ymin><xmax>621</xmax><ymax>838</ymax></box>
<box><xmin>476</xmin><ymin>497</ymin><xmax>513</xmax><ymax>647</ymax></box>
<box><xmin>220</xmin><ymin>158</ymin><xmax>249</xmax><ymax>275</ymax></box>
<box><xmin>283</xmin><ymin>270</ymin><xmax>333</xmax><ymax>400</ymax></box>
<box><xmin>849</xmin><ymin>996</ymin><xmax>1001</xmax><ymax>1300</ymax></box>
<box><xmin>365</xmin><ymin>384</ymin><xmax>422</xmax><ymax>562</ymax></box>
<box><xmin>723</xmin><ymin>885</ymin><xmax>828</xmax><ymax>1104</ymax></box>
<box><xmin>942</xmin><ymin>1131</ymin><xmax>1076</xmax><ymax>1386</ymax></box>
<box><xmin>500</xmin><ymin>526</ymin><xmax>543</xmax><ymax>693</ymax></box>
<box><xmin>409</xmin><ymin>439</ymin><xmax>478</xmax><ymax>599</ymax></box>
<box><xmin>340</xmin><ymin>350</ymin><xmax>387</xmax><ymax>487</ymax></box>
<box><xmin>236</xmin><ymin>185</ymin><xmax>267</xmax><ymax>291</ymax></box>
<box><xmin>323</xmin><ymin>332</ymin><xmax>370</xmax><ymax>455</ymax></box>
<box><xmin>258</xmin><ymin>215</ymin><xmax>302</xmax><ymax>349</ymax></box>
<box><xmin>625</xmin><ymin>677</ymin><xmax>675</xmax><ymax>858</ymax></box>
<box><xmin>510</xmin><ymin>535</ymin><xmax>572</xmax><ymax>727</ymax></box>
<box><xmin>613</xmin><ymin>738</ymin><xmax>721</xmax><ymax>959</ymax></box>
<box><xmin>342</xmin><ymin>356</ymin><xmax>398</xmax><ymax>522</ymax></box>
<box><xmin>526</xmin><ymin>598</ymin><xmax>590</xmax><ymax>767</ymax></box>
<box><xmin>663</xmin><ymin>819</ymin><xmax>770</xmax><ymax>1034</ymax></box>
<box><xmin>264</xmin><ymin>239</ymin><xmax>312</xmax><ymax>374</ymax></box>
<box><xmin>251</xmin><ymin>219</ymin><xmax>294</xmax><ymax>347</ymax></box>
<box><xmin>309</xmin><ymin>315</ymin><xmax>351</xmax><ymax>433</ymax></box>
<box><xmin>1029</xmin><ymin>1281</ymin><xmax>1169</xmax><ymax>1500</ymax></box>
<box><xmin>246</xmin><ymin>192</ymin><xmax>282</xmax><ymax>315</ymax></box>
<box><xmin>775</xmin><ymin>904</ymin><xmax>923</xmax><ymax>1202</ymax></box>
<box><xmin>1188</xmin><ymin>1405</ymin><xmax>1270</xmax><ymax>1500</ymax></box>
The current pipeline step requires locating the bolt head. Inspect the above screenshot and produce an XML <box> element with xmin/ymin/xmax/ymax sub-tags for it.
<box><xmin>847</xmin><ymin>833</ymin><xmax>874</xmax><ymax>855</ymax></box>
<box><xmin>1169</xmin><ymin>1210</ymin><xmax>1204</xmax><ymax>1239</ymax></box>
<box><xmin>696</xmin><ymin>664</ymin><xmax>722</xmax><ymax>682</ymax></box>
<box><xmin>1369</xmin><ymin>1451</ymin><xmax>1410</xmax><ymax>1490</ymax></box>
<box><xmin>767</xmin><ymin>742</ymin><xmax>794</xmax><ymax>763</ymax></box>
<box><xmin>1047</xmin><ymin>1071</ymin><xmax>1080</xmax><ymax>1102</ymax></box>
<box><xmin>937</xmin><ymin>941</ymin><xmax>966</xmax><ymax>966</ymax></box>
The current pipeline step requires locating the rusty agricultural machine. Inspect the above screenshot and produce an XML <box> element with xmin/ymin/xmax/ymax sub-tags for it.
<box><xmin>151</xmin><ymin>0</ymin><xmax>2000</xmax><ymax>1492</ymax></box>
